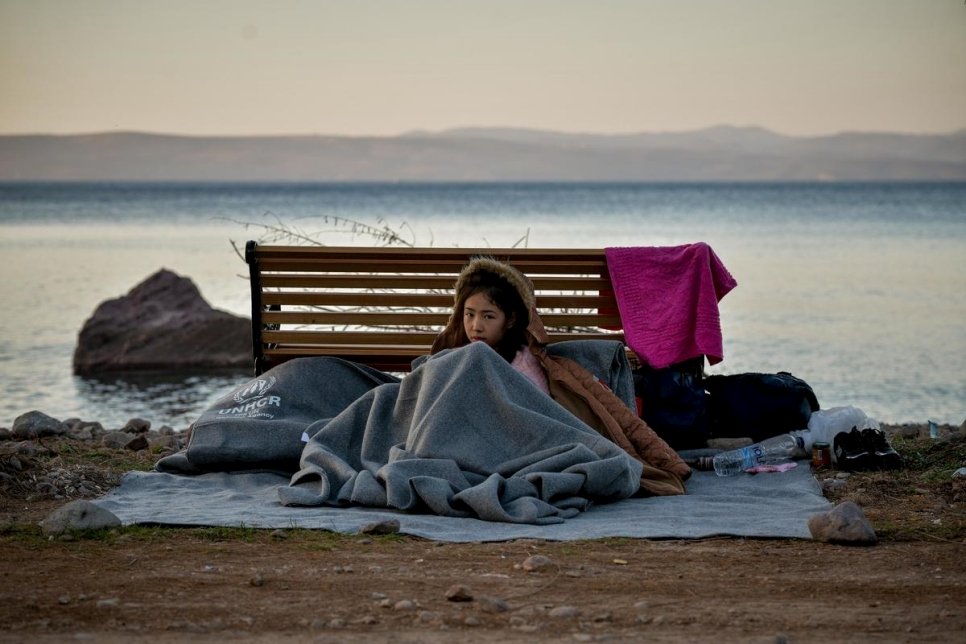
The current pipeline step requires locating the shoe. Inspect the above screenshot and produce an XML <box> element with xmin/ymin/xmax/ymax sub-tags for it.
<box><xmin>833</xmin><ymin>427</ymin><xmax>873</xmax><ymax>471</ymax></box>
<box><xmin>860</xmin><ymin>428</ymin><xmax>902</xmax><ymax>470</ymax></box>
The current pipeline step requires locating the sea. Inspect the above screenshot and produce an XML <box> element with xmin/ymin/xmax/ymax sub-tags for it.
<box><xmin>0</xmin><ymin>182</ymin><xmax>963</xmax><ymax>431</ymax></box>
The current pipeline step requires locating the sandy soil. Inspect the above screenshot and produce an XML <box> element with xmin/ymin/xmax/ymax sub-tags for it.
<box><xmin>1</xmin><ymin>425</ymin><xmax>963</xmax><ymax>643</ymax></box>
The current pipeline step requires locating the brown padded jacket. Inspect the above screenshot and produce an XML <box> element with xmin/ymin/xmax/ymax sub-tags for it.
<box><xmin>534</xmin><ymin>349</ymin><xmax>690</xmax><ymax>496</ymax></box>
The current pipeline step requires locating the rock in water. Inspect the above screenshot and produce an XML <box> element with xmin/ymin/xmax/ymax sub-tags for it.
<box><xmin>73</xmin><ymin>268</ymin><xmax>251</xmax><ymax>374</ymax></box>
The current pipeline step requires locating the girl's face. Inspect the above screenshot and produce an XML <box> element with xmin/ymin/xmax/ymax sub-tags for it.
<box><xmin>463</xmin><ymin>292</ymin><xmax>514</xmax><ymax>348</ymax></box>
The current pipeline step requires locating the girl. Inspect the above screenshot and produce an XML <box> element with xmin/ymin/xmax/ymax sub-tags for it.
<box><xmin>430</xmin><ymin>255</ymin><xmax>550</xmax><ymax>394</ymax></box>
<box><xmin>431</xmin><ymin>256</ymin><xmax>691</xmax><ymax>496</ymax></box>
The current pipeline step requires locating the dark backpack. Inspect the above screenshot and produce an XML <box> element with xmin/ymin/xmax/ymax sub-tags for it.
<box><xmin>703</xmin><ymin>371</ymin><xmax>820</xmax><ymax>443</ymax></box>
<box><xmin>633</xmin><ymin>358</ymin><xmax>711</xmax><ymax>450</ymax></box>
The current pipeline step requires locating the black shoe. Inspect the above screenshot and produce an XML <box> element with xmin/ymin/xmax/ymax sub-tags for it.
<box><xmin>860</xmin><ymin>428</ymin><xmax>902</xmax><ymax>470</ymax></box>
<box><xmin>833</xmin><ymin>427</ymin><xmax>873</xmax><ymax>471</ymax></box>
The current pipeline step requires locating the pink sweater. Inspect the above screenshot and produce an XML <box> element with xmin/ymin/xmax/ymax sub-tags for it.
<box><xmin>511</xmin><ymin>348</ymin><xmax>550</xmax><ymax>394</ymax></box>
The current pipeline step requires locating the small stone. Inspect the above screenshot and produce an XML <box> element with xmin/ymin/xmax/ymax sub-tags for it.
<box><xmin>58</xmin><ymin>595</ymin><xmax>71</xmax><ymax>605</ymax></box>
<box><xmin>359</xmin><ymin>519</ymin><xmax>400</xmax><ymax>535</ymax></box>
<box><xmin>101</xmin><ymin>431</ymin><xmax>135</xmax><ymax>450</ymax></box>
<box><xmin>548</xmin><ymin>605</ymin><xmax>580</xmax><ymax>618</ymax></box>
<box><xmin>464</xmin><ymin>616</ymin><xmax>482</xmax><ymax>626</ymax></box>
<box><xmin>270</xmin><ymin>529</ymin><xmax>288</xmax><ymax>540</ymax></box>
<box><xmin>96</xmin><ymin>598</ymin><xmax>120</xmax><ymax>608</ymax></box>
<box><xmin>327</xmin><ymin>618</ymin><xmax>345</xmax><ymax>628</ymax></box>
<box><xmin>521</xmin><ymin>554</ymin><xmax>553</xmax><ymax>572</ymax></box>
<box><xmin>822</xmin><ymin>478</ymin><xmax>847</xmax><ymax>493</ymax></box>
<box><xmin>41</xmin><ymin>500</ymin><xmax>121</xmax><ymax>535</ymax></box>
<box><xmin>417</xmin><ymin>610</ymin><xmax>441</xmax><ymax>623</ymax></box>
<box><xmin>477</xmin><ymin>596</ymin><xmax>509</xmax><ymax>613</ymax></box>
<box><xmin>122</xmin><ymin>418</ymin><xmax>151</xmax><ymax>434</ymax></box>
<box><xmin>249</xmin><ymin>574</ymin><xmax>264</xmax><ymax>587</ymax></box>
<box><xmin>808</xmin><ymin>501</ymin><xmax>878</xmax><ymax>545</ymax></box>
<box><xmin>445</xmin><ymin>584</ymin><xmax>473</xmax><ymax>602</ymax></box>
<box><xmin>394</xmin><ymin>599</ymin><xmax>416</xmax><ymax>611</ymax></box>
<box><xmin>124</xmin><ymin>435</ymin><xmax>149</xmax><ymax>451</ymax></box>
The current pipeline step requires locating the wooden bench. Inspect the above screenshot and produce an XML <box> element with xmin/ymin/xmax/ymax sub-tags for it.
<box><xmin>245</xmin><ymin>241</ymin><xmax>625</xmax><ymax>375</ymax></box>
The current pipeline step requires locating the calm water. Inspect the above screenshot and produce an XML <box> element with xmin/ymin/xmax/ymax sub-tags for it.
<box><xmin>0</xmin><ymin>182</ymin><xmax>963</xmax><ymax>430</ymax></box>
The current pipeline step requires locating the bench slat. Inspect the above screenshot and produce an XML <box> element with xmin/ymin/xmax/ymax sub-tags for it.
<box><xmin>261</xmin><ymin>330</ymin><xmax>623</xmax><ymax>345</ymax></box>
<box><xmin>259</xmin><ymin>291</ymin><xmax>616</xmax><ymax>309</ymax></box>
<box><xmin>260</xmin><ymin>310</ymin><xmax>623</xmax><ymax>327</ymax></box>
<box><xmin>260</xmin><ymin>274</ymin><xmax>615</xmax><ymax>291</ymax></box>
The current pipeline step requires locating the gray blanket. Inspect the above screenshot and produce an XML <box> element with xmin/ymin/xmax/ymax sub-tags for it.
<box><xmin>158</xmin><ymin>342</ymin><xmax>643</xmax><ymax>525</ymax></box>
<box><xmin>94</xmin><ymin>462</ymin><xmax>831</xmax><ymax>541</ymax></box>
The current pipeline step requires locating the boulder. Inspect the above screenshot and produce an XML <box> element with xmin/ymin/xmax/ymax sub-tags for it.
<box><xmin>808</xmin><ymin>501</ymin><xmax>878</xmax><ymax>545</ymax></box>
<box><xmin>73</xmin><ymin>269</ymin><xmax>251</xmax><ymax>374</ymax></box>
<box><xmin>12</xmin><ymin>411</ymin><xmax>66</xmax><ymax>439</ymax></box>
<box><xmin>41</xmin><ymin>500</ymin><xmax>121</xmax><ymax>535</ymax></box>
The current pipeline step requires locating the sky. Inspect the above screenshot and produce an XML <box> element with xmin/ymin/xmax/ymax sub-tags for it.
<box><xmin>1</xmin><ymin>0</ymin><xmax>964</xmax><ymax>138</ymax></box>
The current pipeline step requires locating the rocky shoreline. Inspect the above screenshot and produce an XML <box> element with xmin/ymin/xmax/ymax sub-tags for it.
<box><xmin>0</xmin><ymin>410</ymin><xmax>185</xmax><ymax>506</ymax></box>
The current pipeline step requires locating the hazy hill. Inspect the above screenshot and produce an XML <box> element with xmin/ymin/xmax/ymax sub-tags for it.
<box><xmin>1</xmin><ymin>126</ymin><xmax>964</xmax><ymax>182</ymax></box>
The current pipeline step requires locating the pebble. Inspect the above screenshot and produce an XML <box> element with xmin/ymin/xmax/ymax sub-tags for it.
<box><xmin>445</xmin><ymin>584</ymin><xmax>473</xmax><ymax>602</ymax></box>
<box><xmin>476</xmin><ymin>596</ymin><xmax>509</xmax><ymax>613</ymax></box>
<box><xmin>359</xmin><ymin>519</ymin><xmax>400</xmax><ymax>535</ymax></box>
<box><xmin>394</xmin><ymin>599</ymin><xmax>416</xmax><ymax>611</ymax></box>
<box><xmin>521</xmin><ymin>554</ymin><xmax>553</xmax><ymax>572</ymax></box>
<box><xmin>548</xmin><ymin>605</ymin><xmax>580</xmax><ymax>618</ymax></box>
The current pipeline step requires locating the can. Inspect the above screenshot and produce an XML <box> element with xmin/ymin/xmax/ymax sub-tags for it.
<box><xmin>812</xmin><ymin>442</ymin><xmax>832</xmax><ymax>469</ymax></box>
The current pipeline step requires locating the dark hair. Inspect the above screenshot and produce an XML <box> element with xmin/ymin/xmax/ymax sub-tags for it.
<box><xmin>453</xmin><ymin>270</ymin><xmax>530</xmax><ymax>363</ymax></box>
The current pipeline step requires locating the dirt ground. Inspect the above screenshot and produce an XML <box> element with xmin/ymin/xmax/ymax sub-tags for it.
<box><xmin>2</xmin><ymin>424</ymin><xmax>964</xmax><ymax>643</ymax></box>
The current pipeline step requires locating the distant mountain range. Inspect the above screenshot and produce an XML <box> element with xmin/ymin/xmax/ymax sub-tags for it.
<box><xmin>2</xmin><ymin>126</ymin><xmax>964</xmax><ymax>182</ymax></box>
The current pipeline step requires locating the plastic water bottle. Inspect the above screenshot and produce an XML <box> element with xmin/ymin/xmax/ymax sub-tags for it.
<box><xmin>712</xmin><ymin>432</ymin><xmax>808</xmax><ymax>476</ymax></box>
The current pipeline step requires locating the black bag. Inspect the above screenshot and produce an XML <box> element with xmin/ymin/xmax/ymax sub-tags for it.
<box><xmin>704</xmin><ymin>371</ymin><xmax>819</xmax><ymax>443</ymax></box>
<box><xmin>633</xmin><ymin>358</ymin><xmax>711</xmax><ymax>450</ymax></box>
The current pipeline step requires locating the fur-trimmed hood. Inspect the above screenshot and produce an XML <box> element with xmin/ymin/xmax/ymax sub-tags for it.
<box><xmin>451</xmin><ymin>256</ymin><xmax>536</xmax><ymax>311</ymax></box>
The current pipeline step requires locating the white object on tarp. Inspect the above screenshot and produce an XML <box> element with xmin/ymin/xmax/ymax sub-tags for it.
<box><xmin>806</xmin><ymin>406</ymin><xmax>881</xmax><ymax>464</ymax></box>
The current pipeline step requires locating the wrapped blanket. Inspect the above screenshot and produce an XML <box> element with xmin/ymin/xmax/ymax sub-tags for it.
<box><xmin>279</xmin><ymin>342</ymin><xmax>643</xmax><ymax>524</ymax></box>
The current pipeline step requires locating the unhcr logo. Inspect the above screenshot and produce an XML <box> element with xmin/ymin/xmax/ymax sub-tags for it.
<box><xmin>232</xmin><ymin>375</ymin><xmax>277</xmax><ymax>404</ymax></box>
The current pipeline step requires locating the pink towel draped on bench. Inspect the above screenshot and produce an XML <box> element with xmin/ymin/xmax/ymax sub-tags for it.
<box><xmin>604</xmin><ymin>243</ymin><xmax>737</xmax><ymax>369</ymax></box>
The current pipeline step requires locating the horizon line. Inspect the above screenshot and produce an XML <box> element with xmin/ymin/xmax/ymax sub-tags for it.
<box><xmin>2</xmin><ymin>124</ymin><xmax>965</xmax><ymax>140</ymax></box>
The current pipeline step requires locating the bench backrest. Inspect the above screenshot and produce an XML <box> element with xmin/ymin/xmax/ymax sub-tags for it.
<box><xmin>245</xmin><ymin>241</ymin><xmax>624</xmax><ymax>374</ymax></box>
